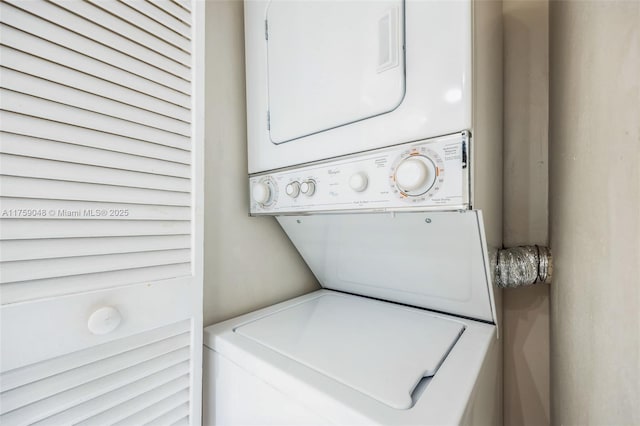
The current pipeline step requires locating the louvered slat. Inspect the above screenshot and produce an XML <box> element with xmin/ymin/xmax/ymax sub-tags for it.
<box><xmin>0</xmin><ymin>320</ymin><xmax>190</xmax><ymax>392</ymax></box>
<box><xmin>86</xmin><ymin>0</ymin><xmax>191</xmax><ymax>52</ymax></box>
<box><xmin>1</xmin><ymin>249</ymin><xmax>191</xmax><ymax>283</ymax></box>
<box><xmin>1</xmin><ymin>235</ymin><xmax>190</xmax><ymax>262</ymax></box>
<box><xmin>1</xmin><ymin>45</ymin><xmax>190</xmax><ymax>122</ymax></box>
<box><xmin>3</xmin><ymin>0</ymin><xmax>190</xmax><ymax>82</ymax></box>
<box><xmin>1</xmin><ymin>371</ymin><xmax>190</xmax><ymax>426</ymax></box>
<box><xmin>50</xmin><ymin>0</ymin><xmax>191</xmax><ymax>66</ymax></box>
<box><xmin>172</xmin><ymin>416</ymin><xmax>190</xmax><ymax>426</ymax></box>
<box><xmin>112</xmin><ymin>389</ymin><xmax>190</xmax><ymax>426</ymax></box>
<box><xmin>0</xmin><ymin>176</ymin><xmax>190</xmax><ymax>206</ymax></box>
<box><xmin>0</xmin><ymin>220</ymin><xmax>189</xmax><ymax>240</ymax></box>
<box><xmin>0</xmin><ymin>154</ymin><xmax>190</xmax><ymax>192</ymax></box>
<box><xmin>2</xmin><ymin>355</ymin><xmax>189</xmax><ymax>425</ymax></box>
<box><xmin>34</xmin><ymin>363</ymin><xmax>190</xmax><ymax>426</ymax></box>
<box><xmin>0</xmin><ymin>199</ymin><xmax>190</xmax><ymax>221</ymax></box>
<box><xmin>1</xmin><ymin>333</ymin><xmax>190</xmax><ymax>412</ymax></box>
<box><xmin>0</xmin><ymin>25</ymin><xmax>191</xmax><ymax>108</ymax></box>
<box><xmin>0</xmin><ymin>264</ymin><xmax>192</xmax><ymax>305</ymax></box>
<box><xmin>0</xmin><ymin>327</ymin><xmax>191</xmax><ymax>426</ymax></box>
<box><xmin>76</xmin><ymin>377</ymin><xmax>190</xmax><ymax>426</ymax></box>
<box><xmin>0</xmin><ymin>133</ymin><xmax>190</xmax><ymax>176</ymax></box>
<box><xmin>173</xmin><ymin>0</ymin><xmax>191</xmax><ymax>12</ymax></box>
<box><xmin>2</xmin><ymin>90</ymin><xmax>190</xmax><ymax>149</ymax></box>
<box><xmin>152</xmin><ymin>0</ymin><xmax>192</xmax><ymax>25</ymax></box>
<box><xmin>2</xmin><ymin>69</ymin><xmax>190</xmax><ymax>136</ymax></box>
<box><xmin>0</xmin><ymin>3</ymin><xmax>190</xmax><ymax>94</ymax></box>
<box><xmin>122</xmin><ymin>0</ymin><xmax>191</xmax><ymax>37</ymax></box>
<box><xmin>0</xmin><ymin>119</ymin><xmax>190</xmax><ymax>167</ymax></box>
<box><xmin>146</xmin><ymin>402</ymin><xmax>190</xmax><ymax>426</ymax></box>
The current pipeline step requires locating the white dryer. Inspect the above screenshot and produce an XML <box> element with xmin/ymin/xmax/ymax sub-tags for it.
<box><xmin>244</xmin><ymin>0</ymin><xmax>503</xmax><ymax>244</ymax></box>
<box><xmin>244</xmin><ymin>0</ymin><xmax>502</xmax><ymax>179</ymax></box>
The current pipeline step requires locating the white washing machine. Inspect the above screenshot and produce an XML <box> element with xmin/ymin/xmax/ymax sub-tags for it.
<box><xmin>204</xmin><ymin>211</ymin><xmax>500</xmax><ymax>425</ymax></box>
<box><xmin>205</xmin><ymin>0</ymin><xmax>503</xmax><ymax>424</ymax></box>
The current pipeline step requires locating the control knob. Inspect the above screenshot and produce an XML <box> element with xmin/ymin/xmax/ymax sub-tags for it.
<box><xmin>349</xmin><ymin>172</ymin><xmax>368</xmax><ymax>192</ymax></box>
<box><xmin>300</xmin><ymin>180</ymin><xmax>316</xmax><ymax>196</ymax></box>
<box><xmin>252</xmin><ymin>181</ymin><xmax>273</xmax><ymax>205</ymax></box>
<box><xmin>394</xmin><ymin>156</ymin><xmax>436</xmax><ymax>195</ymax></box>
<box><xmin>286</xmin><ymin>181</ymin><xmax>301</xmax><ymax>198</ymax></box>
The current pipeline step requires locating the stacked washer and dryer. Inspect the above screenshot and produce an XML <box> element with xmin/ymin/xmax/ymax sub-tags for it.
<box><xmin>204</xmin><ymin>0</ymin><xmax>503</xmax><ymax>424</ymax></box>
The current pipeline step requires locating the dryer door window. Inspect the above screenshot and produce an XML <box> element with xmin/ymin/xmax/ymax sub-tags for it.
<box><xmin>266</xmin><ymin>0</ymin><xmax>406</xmax><ymax>144</ymax></box>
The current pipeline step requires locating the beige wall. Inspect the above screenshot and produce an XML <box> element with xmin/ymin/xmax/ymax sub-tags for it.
<box><xmin>549</xmin><ymin>1</ymin><xmax>640</xmax><ymax>424</ymax></box>
<box><xmin>203</xmin><ymin>0</ymin><xmax>319</xmax><ymax>327</ymax></box>
<box><xmin>502</xmin><ymin>0</ymin><xmax>551</xmax><ymax>425</ymax></box>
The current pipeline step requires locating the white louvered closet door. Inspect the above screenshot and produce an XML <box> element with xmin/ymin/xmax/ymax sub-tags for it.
<box><xmin>0</xmin><ymin>0</ymin><xmax>204</xmax><ymax>424</ymax></box>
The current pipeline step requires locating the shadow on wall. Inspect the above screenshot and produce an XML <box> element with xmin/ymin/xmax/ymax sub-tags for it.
<box><xmin>203</xmin><ymin>0</ymin><xmax>319</xmax><ymax>327</ymax></box>
<box><xmin>504</xmin><ymin>286</ymin><xmax>550</xmax><ymax>426</ymax></box>
<box><xmin>502</xmin><ymin>0</ymin><xmax>550</xmax><ymax>425</ymax></box>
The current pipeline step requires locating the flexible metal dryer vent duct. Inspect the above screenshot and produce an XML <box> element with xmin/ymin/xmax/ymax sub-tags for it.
<box><xmin>494</xmin><ymin>245</ymin><xmax>552</xmax><ymax>289</ymax></box>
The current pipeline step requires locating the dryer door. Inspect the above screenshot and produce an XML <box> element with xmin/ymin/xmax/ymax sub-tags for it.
<box><xmin>266</xmin><ymin>0</ymin><xmax>405</xmax><ymax>144</ymax></box>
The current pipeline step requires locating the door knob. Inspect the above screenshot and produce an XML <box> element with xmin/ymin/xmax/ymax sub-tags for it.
<box><xmin>88</xmin><ymin>306</ymin><xmax>122</xmax><ymax>335</ymax></box>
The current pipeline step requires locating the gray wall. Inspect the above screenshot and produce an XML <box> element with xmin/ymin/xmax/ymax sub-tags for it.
<box><xmin>203</xmin><ymin>0</ymin><xmax>319</xmax><ymax>327</ymax></box>
<box><xmin>549</xmin><ymin>0</ymin><xmax>640</xmax><ymax>423</ymax></box>
<box><xmin>502</xmin><ymin>0</ymin><xmax>550</xmax><ymax>424</ymax></box>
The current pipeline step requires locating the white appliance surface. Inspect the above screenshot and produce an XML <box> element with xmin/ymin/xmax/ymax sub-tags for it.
<box><xmin>249</xmin><ymin>133</ymin><xmax>469</xmax><ymax>215</ymax></box>
<box><xmin>234</xmin><ymin>292</ymin><xmax>464</xmax><ymax>410</ymax></box>
<box><xmin>245</xmin><ymin>0</ymin><xmax>472</xmax><ymax>172</ymax></box>
<box><xmin>267</xmin><ymin>0</ymin><xmax>405</xmax><ymax>144</ymax></box>
<box><xmin>205</xmin><ymin>290</ymin><xmax>499</xmax><ymax>425</ymax></box>
<box><xmin>277</xmin><ymin>211</ymin><xmax>497</xmax><ymax>323</ymax></box>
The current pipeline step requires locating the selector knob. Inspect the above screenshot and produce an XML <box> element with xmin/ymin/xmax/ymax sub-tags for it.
<box><xmin>300</xmin><ymin>180</ymin><xmax>316</xmax><ymax>196</ymax></box>
<box><xmin>349</xmin><ymin>172</ymin><xmax>368</xmax><ymax>192</ymax></box>
<box><xmin>286</xmin><ymin>181</ymin><xmax>301</xmax><ymax>198</ymax></box>
<box><xmin>252</xmin><ymin>181</ymin><xmax>273</xmax><ymax>205</ymax></box>
<box><xmin>395</xmin><ymin>156</ymin><xmax>436</xmax><ymax>194</ymax></box>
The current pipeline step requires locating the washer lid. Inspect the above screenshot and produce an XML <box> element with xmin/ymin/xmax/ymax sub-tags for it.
<box><xmin>235</xmin><ymin>292</ymin><xmax>464</xmax><ymax>410</ymax></box>
<box><xmin>277</xmin><ymin>211</ymin><xmax>497</xmax><ymax>324</ymax></box>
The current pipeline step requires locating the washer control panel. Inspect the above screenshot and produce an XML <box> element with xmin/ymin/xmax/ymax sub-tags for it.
<box><xmin>249</xmin><ymin>133</ymin><xmax>470</xmax><ymax>214</ymax></box>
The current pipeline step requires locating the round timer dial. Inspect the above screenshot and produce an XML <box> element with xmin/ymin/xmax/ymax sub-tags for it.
<box><xmin>390</xmin><ymin>147</ymin><xmax>445</xmax><ymax>202</ymax></box>
<box><xmin>395</xmin><ymin>157</ymin><xmax>435</xmax><ymax>193</ymax></box>
<box><xmin>252</xmin><ymin>177</ymin><xmax>278</xmax><ymax>207</ymax></box>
